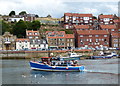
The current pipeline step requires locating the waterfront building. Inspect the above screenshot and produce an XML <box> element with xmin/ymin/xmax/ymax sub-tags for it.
<box><xmin>76</xmin><ymin>30</ymin><xmax>110</xmax><ymax>48</ymax></box>
<box><xmin>111</xmin><ymin>33</ymin><xmax>120</xmax><ymax>48</ymax></box>
<box><xmin>46</xmin><ymin>31</ymin><xmax>75</xmax><ymax>49</ymax></box>
<box><xmin>29</xmin><ymin>39</ymin><xmax>48</xmax><ymax>49</ymax></box>
<box><xmin>64</xmin><ymin>13</ymin><xmax>93</xmax><ymax>29</ymax></box>
<box><xmin>16</xmin><ymin>38</ymin><xmax>30</xmax><ymax>50</ymax></box>
<box><xmin>0</xmin><ymin>32</ymin><xmax>16</xmax><ymax>50</ymax></box>
<box><xmin>26</xmin><ymin>30</ymin><xmax>48</xmax><ymax>49</ymax></box>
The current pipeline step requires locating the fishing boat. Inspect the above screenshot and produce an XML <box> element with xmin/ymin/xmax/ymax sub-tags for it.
<box><xmin>29</xmin><ymin>57</ymin><xmax>85</xmax><ymax>72</ymax></box>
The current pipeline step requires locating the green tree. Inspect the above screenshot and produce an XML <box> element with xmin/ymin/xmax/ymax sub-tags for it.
<box><xmin>13</xmin><ymin>20</ymin><xmax>27</xmax><ymax>38</ymax></box>
<box><xmin>31</xmin><ymin>20</ymin><xmax>41</xmax><ymax>30</ymax></box>
<box><xmin>92</xmin><ymin>16</ymin><xmax>97</xmax><ymax>19</ymax></box>
<box><xmin>35</xmin><ymin>15</ymin><xmax>39</xmax><ymax>18</ymax></box>
<box><xmin>19</xmin><ymin>11</ymin><xmax>27</xmax><ymax>15</ymax></box>
<box><xmin>25</xmin><ymin>21</ymin><xmax>32</xmax><ymax>30</ymax></box>
<box><xmin>9</xmin><ymin>11</ymin><xmax>15</xmax><ymax>16</ymax></box>
<box><xmin>2</xmin><ymin>20</ymin><xmax>11</xmax><ymax>34</ymax></box>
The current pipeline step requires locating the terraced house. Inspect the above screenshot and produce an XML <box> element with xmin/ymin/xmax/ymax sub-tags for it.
<box><xmin>76</xmin><ymin>30</ymin><xmax>110</xmax><ymax>48</ymax></box>
<box><xmin>64</xmin><ymin>13</ymin><xmax>93</xmax><ymax>29</ymax></box>
<box><xmin>46</xmin><ymin>31</ymin><xmax>75</xmax><ymax>49</ymax></box>
<box><xmin>26</xmin><ymin>30</ymin><xmax>48</xmax><ymax>49</ymax></box>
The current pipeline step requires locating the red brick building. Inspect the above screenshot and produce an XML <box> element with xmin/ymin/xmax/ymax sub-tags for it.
<box><xmin>111</xmin><ymin>33</ymin><xmax>120</xmax><ymax>48</ymax></box>
<box><xmin>99</xmin><ymin>25</ymin><xmax>117</xmax><ymax>33</ymax></box>
<box><xmin>76</xmin><ymin>30</ymin><xmax>110</xmax><ymax>48</ymax></box>
<box><xmin>64</xmin><ymin>13</ymin><xmax>93</xmax><ymax>29</ymax></box>
<box><xmin>46</xmin><ymin>31</ymin><xmax>75</xmax><ymax>49</ymax></box>
<box><xmin>98</xmin><ymin>15</ymin><xmax>114</xmax><ymax>25</ymax></box>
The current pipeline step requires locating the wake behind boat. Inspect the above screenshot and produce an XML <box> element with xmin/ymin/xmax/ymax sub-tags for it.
<box><xmin>29</xmin><ymin>56</ymin><xmax>85</xmax><ymax>72</ymax></box>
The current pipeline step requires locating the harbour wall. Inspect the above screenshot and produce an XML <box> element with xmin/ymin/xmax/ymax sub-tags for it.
<box><xmin>0</xmin><ymin>49</ymin><xmax>93</xmax><ymax>59</ymax></box>
<box><xmin>0</xmin><ymin>49</ymin><xmax>119</xmax><ymax>59</ymax></box>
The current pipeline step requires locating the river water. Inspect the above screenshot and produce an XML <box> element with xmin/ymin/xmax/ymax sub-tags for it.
<box><xmin>1</xmin><ymin>58</ymin><xmax>119</xmax><ymax>84</ymax></box>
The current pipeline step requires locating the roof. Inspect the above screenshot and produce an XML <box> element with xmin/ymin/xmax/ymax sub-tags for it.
<box><xmin>16</xmin><ymin>38</ymin><xmax>29</xmax><ymax>42</ymax></box>
<box><xmin>113</xmin><ymin>19</ymin><xmax>120</xmax><ymax>23</ymax></box>
<box><xmin>26</xmin><ymin>30</ymin><xmax>39</xmax><ymax>36</ymax></box>
<box><xmin>64</xmin><ymin>13</ymin><xmax>93</xmax><ymax>17</ymax></box>
<box><xmin>46</xmin><ymin>31</ymin><xmax>74</xmax><ymax>38</ymax></box>
<box><xmin>100</xmin><ymin>25</ymin><xmax>116</xmax><ymax>29</ymax></box>
<box><xmin>74</xmin><ymin>25</ymin><xmax>90</xmax><ymax>29</ymax></box>
<box><xmin>77</xmin><ymin>30</ymin><xmax>109</xmax><ymax>35</ymax></box>
<box><xmin>26</xmin><ymin>30</ymin><xmax>39</xmax><ymax>33</ymax></box>
<box><xmin>65</xmin><ymin>34</ymin><xmax>74</xmax><ymax>38</ymax></box>
<box><xmin>46</xmin><ymin>31</ymin><xmax>66</xmax><ymax>35</ymax></box>
<box><xmin>99</xmin><ymin>15</ymin><xmax>113</xmax><ymax>18</ymax></box>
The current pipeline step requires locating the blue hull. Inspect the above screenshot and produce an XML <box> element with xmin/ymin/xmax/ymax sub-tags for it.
<box><xmin>29</xmin><ymin>61</ymin><xmax>85</xmax><ymax>72</ymax></box>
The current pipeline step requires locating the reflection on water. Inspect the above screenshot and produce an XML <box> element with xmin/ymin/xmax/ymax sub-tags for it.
<box><xmin>2</xmin><ymin>58</ymin><xmax>119</xmax><ymax>84</ymax></box>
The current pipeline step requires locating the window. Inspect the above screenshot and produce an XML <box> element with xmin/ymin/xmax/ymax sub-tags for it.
<box><xmin>89</xmin><ymin>20</ymin><xmax>92</xmax><ymax>22</ymax></box>
<box><xmin>95</xmin><ymin>35</ymin><xmax>99</xmax><ymax>37</ymax></box>
<box><xmin>80</xmin><ymin>42</ymin><xmax>84</xmax><ymax>45</ymax></box>
<box><xmin>34</xmin><ymin>32</ymin><xmax>38</xmax><ymax>35</ymax></box>
<box><xmin>111</xmin><ymin>29</ymin><xmax>114</xmax><ymax>31</ymax></box>
<box><xmin>83</xmin><ymin>17</ymin><xmax>89</xmax><ymax>20</ymax></box>
<box><xmin>49</xmin><ymin>35</ymin><xmax>55</xmax><ymax>37</ymax></box>
<box><xmin>114</xmin><ymin>39</ymin><xmax>118</xmax><ymax>42</ymax></box>
<box><xmin>66</xmin><ymin>25</ymin><xmax>69</xmax><ymax>29</ymax></box>
<box><xmin>86</xmin><ymin>39</ymin><xmax>89</xmax><ymax>41</ymax></box>
<box><xmin>104</xmin><ymin>35</ymin><xmax>107</xmax><ymax>37</ymax></box>
<box><xmin>59</xmin><ymin>38</ymin><xmax>64</xmax><ymax>41</ymax></box>
<box><xmin>119</xmin><ymin>29</ymin><xmax>120</xmax><ymax>31</ymax></box>
<box><xmin>96</xmin><ymin>39</ymin><xmax>98</xmax><ymax>42</ymax></box>
<box><xmin>90</xmin><ymin>39</ymin><xmax>92</xmax><ymax>42</ymax></box>
<box><xmin>80</xmin><ymin>39</ymin><xmax>83</xmax><ymax>42</ymax></box>
<box><xmin>80</xmin><ymin>35</ymin><xmax>83</xmax><ymax>37</ymax></box>
<box><xmin>25</xmin><ymin>40</ymin><xmax>27</xmax><ymax>43</ymax></box>
<box><xmin>80</xmin><ymin>20</ymin><xmax>83</xmax><ymax>22</ymax></box>
<box><xmin>29</xmin><ymin>32</ymin><xmax>32</xmax><ymax>35</ymax></box>
<box><xmin>58</xmin><ymin>35</ymin><xmax>64</xmax><ymax>37</ymax></box>
<box><xmin>90</xmin><ymin>17</ymin><xmax>92</xmax><ymax>19</ymax></box>
<box><xmin>65</xmin><ymin>16</ymin><xmax>69</xmax><ymax>19</ymax></box>
<box><xmin>29</xmin><ymin>36</ymin><xmax>32</xmax><ymax>39</ymax></box>
<box><xmin>71</xmin><ymin>39</ymin><xmax>73</xmax><ymax>42</ymax></box>
<box><xmin>84</xmin><ymin>21</ymin><xmax>88</xmax><ymax>23</ymax></box>
<box><xmin>89</xmin><ymin>35</ymin><xmax>92</xmax><ymax>37</ymax></box>
<box><xmin>67</xmin><ymin>43</ymin><xmax>69</xmax><ymax>46</ymax></box>
<box><xmin>35</xmin><ymin>36</ymin><xmax>38</xmax><ymax>39</ymax></box>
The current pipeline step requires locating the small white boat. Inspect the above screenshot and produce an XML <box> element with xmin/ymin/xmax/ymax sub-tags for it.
<box><xmin>68</xmin><ymin>53</ymin><xmax>82</xmax><ymax>58</ymax></box>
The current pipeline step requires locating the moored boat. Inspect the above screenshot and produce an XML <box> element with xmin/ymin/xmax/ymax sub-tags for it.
<box><xmin>91</xmin><ymin>52</ymin><xmax>118</xmax><ymax>59</ymax></box>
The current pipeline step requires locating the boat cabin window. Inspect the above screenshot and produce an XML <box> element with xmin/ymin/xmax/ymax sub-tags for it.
<box><xmin>41</xmin><ymin>57</ymin><xmax>52</xmax><ymax>65</ymax></box>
